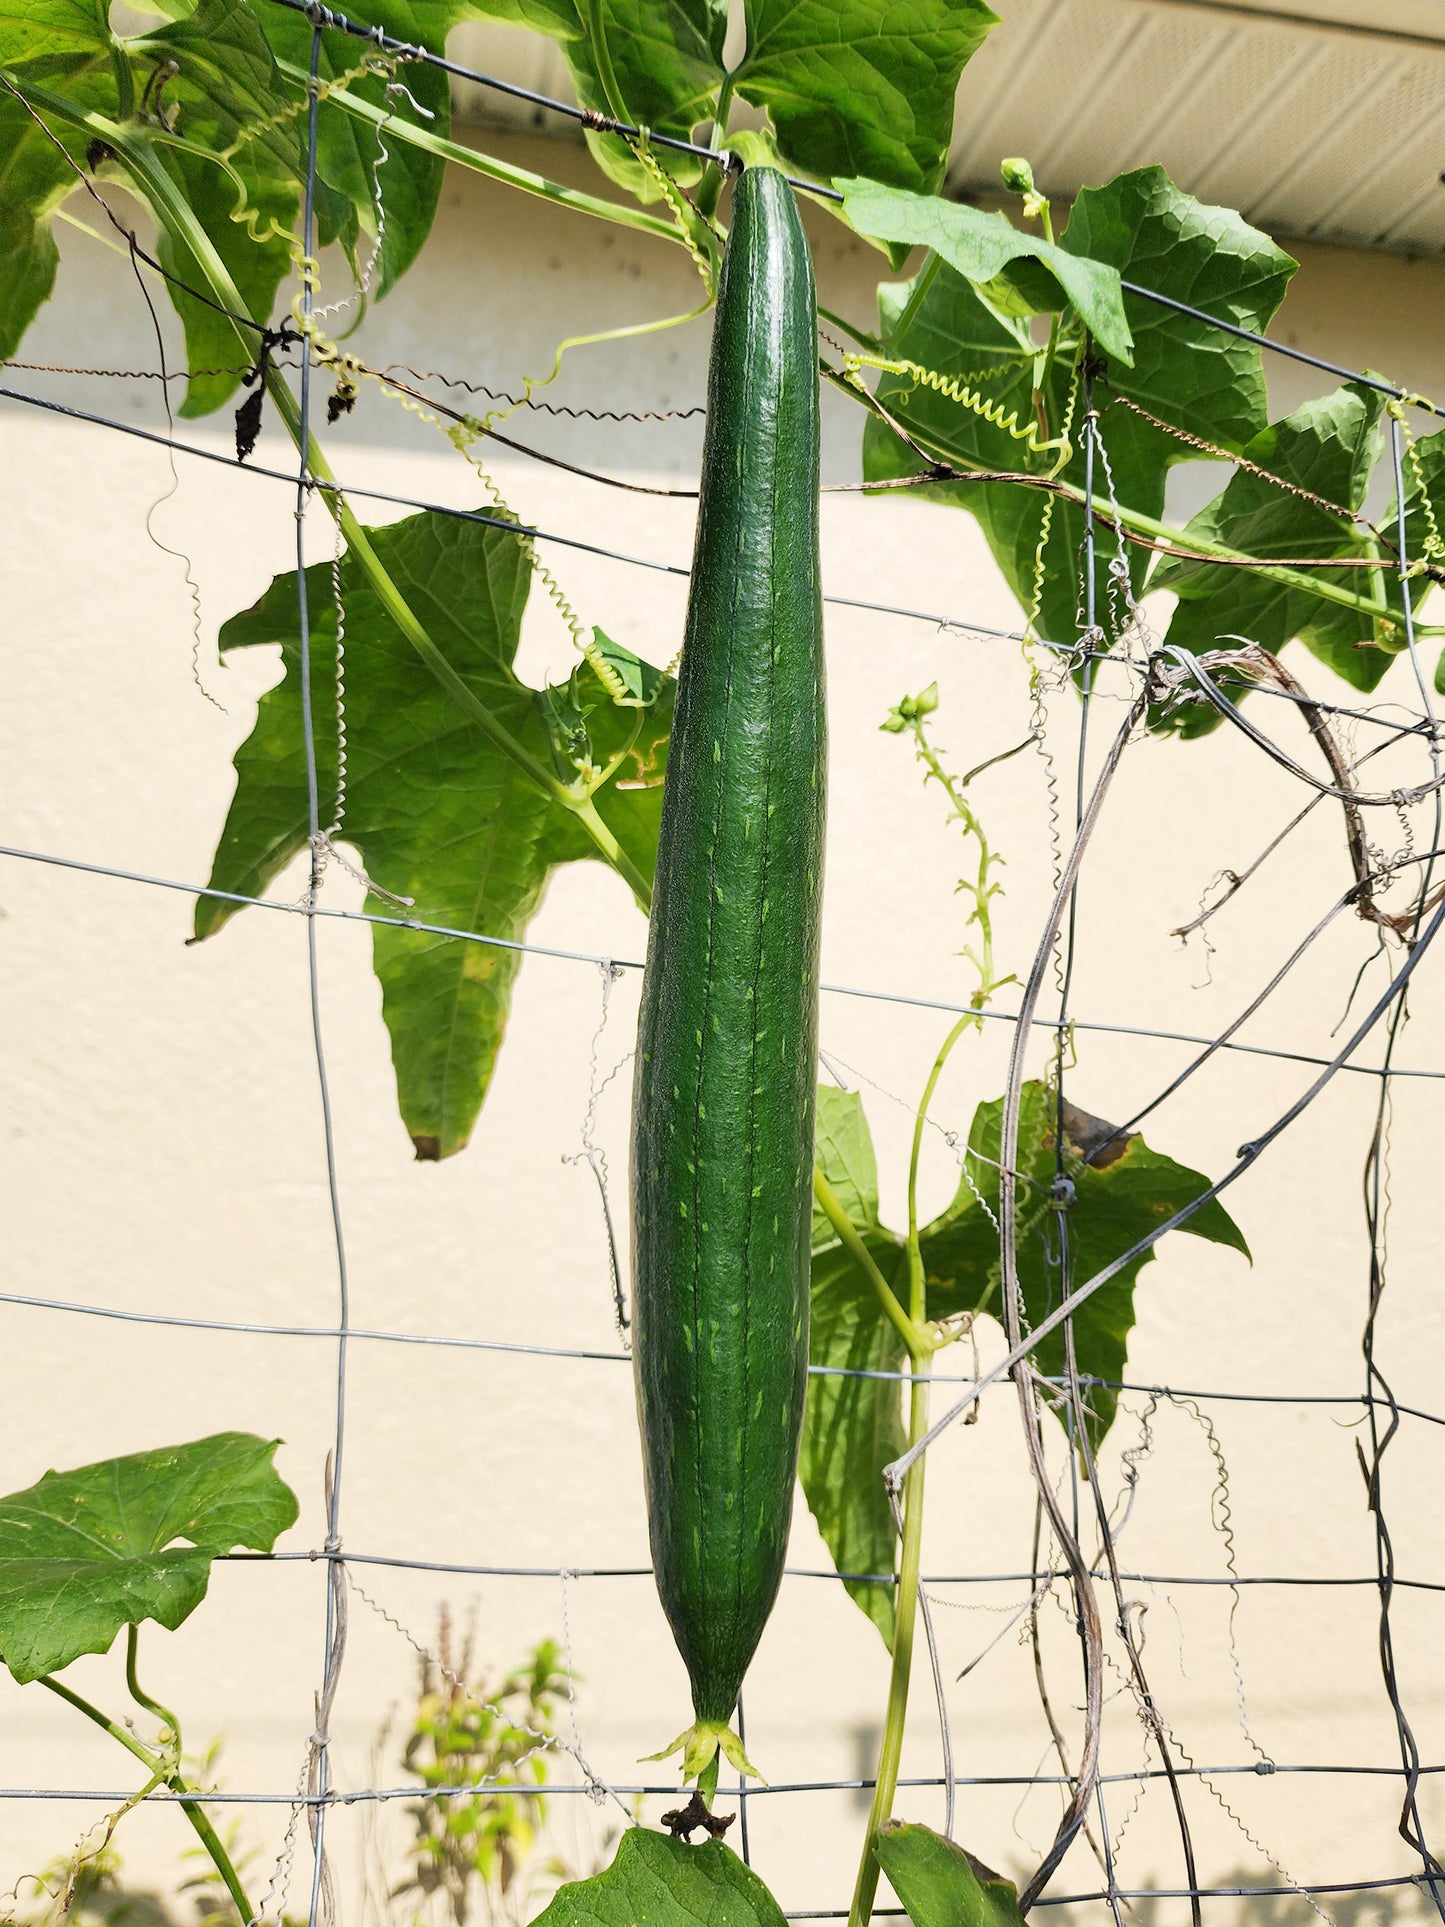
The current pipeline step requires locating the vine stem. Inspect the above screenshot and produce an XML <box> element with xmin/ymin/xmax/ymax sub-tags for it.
<box><xmin>583</xmin><ymin>0</ymin><xmax>631</xmax><ymax>126</ymax></box>
<box><xmin>849</xmin><ymin>1371</ymin><xmax>929</xmax><ymax>1927</ymax></box>
<box><xmin>812</xmin><ymin>1168</ymin><xmax>921</xmax><ymax>1353</ymax></box>
<box><xmin>848</xmin><ymin>1006</ymin><xmax>979</xmax><ymax>1927</ymax></box>
<box><xmin>270</xmin><ymin>59</ymin><xmax>682</xmax><ymax>245</ymax></box>
<box><xmin>39</xmin><ymin>1671</ymin><xmax>258</xmax><ymax>1925</ymax></box>
<box><xmin>125</xmin><ymin>1624</ymin><xmax>181</xmax><ymax>1743</ymax></box>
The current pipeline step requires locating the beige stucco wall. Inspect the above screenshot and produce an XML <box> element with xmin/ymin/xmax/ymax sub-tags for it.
<box><xmin>4</xmin><ymin>121</ymin><xmax>1445</xmax><ymax>1926</ymax></box>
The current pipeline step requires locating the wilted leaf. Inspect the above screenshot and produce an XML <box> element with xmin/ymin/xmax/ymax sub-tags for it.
<box><xmin>0</xmin><ymin>1434</ymin><xmax>297</xmax><ymax>1684</ymax></box>
<box><xmin>196</xmin><ymin>509</ymin><xmax>671</xmax><ymax>1159</ymax></box>
<box><xmin>530</xmin><ymin>1828</ymin><xmax>787</xmax><ymax>1927</ymax></box>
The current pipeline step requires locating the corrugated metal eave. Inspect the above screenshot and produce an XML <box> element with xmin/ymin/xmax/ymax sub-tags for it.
<box><xmin>449</xmin><ymin>0</ymin><xmax>1445</xmax><ymax>257</ymax></box>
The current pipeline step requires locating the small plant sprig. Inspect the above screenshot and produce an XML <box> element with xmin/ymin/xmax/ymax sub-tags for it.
<box><xmin>391</xmin><ymin>1613</ymin><xmax>575</xmax><ymax>1927</ymax></box>
<box><xmin>844</xmin><ymin>689</ymin><xmax>1020</xmax><ymax>1927</ymax></box>
<box><xmin>881</xmin><ymin>683</ymin><xmax>1019</xmax><ymax>1021</ymax></box>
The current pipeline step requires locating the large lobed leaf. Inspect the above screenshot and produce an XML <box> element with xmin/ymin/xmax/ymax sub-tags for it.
<box><xmin>1155</xmin><ymin>380</ymin><xmax>1395</xmax><ymax>732</ymax></box>
<box><xmin>195</xmin><ymin>508</ymin><xmax>671</xmax><ymax>1160</ymax></box>
<box><xmin>0</xmin><ymin>1434</ymin><xmax>297</xmax><ymax>1684</ymax></box>
<box><xmin>529</xmin><ymin>1828</ymin><xmax>786</xmax><ymax>1927</ymax></box>
<box><xmin>861</xmin><ymin>167</ymin><xmax>1297</xmax><ymax>650</ymax></box>
<box><xmin>803</xmin><ymin>1080</ymin><xmax>1247</xmax><ymax>1646</ymax></box>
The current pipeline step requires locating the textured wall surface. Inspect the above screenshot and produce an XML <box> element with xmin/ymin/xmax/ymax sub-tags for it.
<box><xmin>3</xmin><ymin>126</ymin><xmax>1445</xmax><ymax>1926</ymax></box>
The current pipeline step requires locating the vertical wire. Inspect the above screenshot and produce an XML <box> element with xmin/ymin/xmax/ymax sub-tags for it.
<box><xmin>1358</xmin><ymin>424</ymin><xmax>1445</xmax><ymax>1920</ymax></box>
<box><xmin>293</xmin><ymin>23</ymin><xmax>355</xmax><ymax>1927</ymax></box>
<box><xmin>1061</xmin><ymin>1346</ymin><xmax>1126</xmax><ymax>1927</ymax></box>
<box><xmin>1054</xmin><ymin>384</ymin><xmax>1125</xmax><ymax>1922</ymax></box>
<box><xmin>1069</xmin><ymin>387</ymin><xmax>1113</xmax><ymax>1916</ymax></box>
<box><xmin>1049</xmin><ymin>387</ymin><xmax>1200</xmax><ymax>1926</ymax></box>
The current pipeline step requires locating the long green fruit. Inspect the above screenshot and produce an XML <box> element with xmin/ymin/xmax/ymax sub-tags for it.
<box><xmin>631</xmin><ymin>163</ymin><xmax>825</xmax><ymax>1793</ymax></box>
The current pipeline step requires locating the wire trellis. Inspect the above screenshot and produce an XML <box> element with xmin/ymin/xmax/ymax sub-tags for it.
<box><xmin>4</xmin><ymin>19</ymin><xmax>1445</xmax><ymax>1927</ymax></box>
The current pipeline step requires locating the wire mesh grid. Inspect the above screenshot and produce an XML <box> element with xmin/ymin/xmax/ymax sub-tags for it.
<box><xmin>3</xmin><ymin>12</ymin><xmax>1445</xmax><ymax>1926</ymax></box>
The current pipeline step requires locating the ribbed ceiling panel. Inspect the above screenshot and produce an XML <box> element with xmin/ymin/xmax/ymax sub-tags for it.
<box><xmin>449</xmin><ymin>0</ymin><xmax>1445</xmax><ymax>255</ymax></box>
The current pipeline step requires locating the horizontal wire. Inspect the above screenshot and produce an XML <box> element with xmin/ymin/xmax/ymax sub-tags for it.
<box><xmin>4</xmin><ymin>388</ymin><xmax>1437</xmax><ymax>728</ymax></box>
<box><xmin>0</xmin><ymin>381</ymin><xmax>1083</xmax><ymax>644</ymax></box>
<box><xmin>3</xmin><ymin>843</ymin><xmax>1441</xmax><ymax>1083</ymax></box>
<box><xmin>1115</xmin><ymin>280</ymin><xmax>1445</xmax><ymax>420</ymax></box>
<box><xmin>0</xmin><ymin>377</ymin><xmax>1426</xmax><ymax>594</ymax></box>
<box><xmin>222</xmin><ymin>1549</ymin><xmax>1445</xmax><ymax>1591</ymax></box>
<box><xmin>791</xmin><ymin>1872</ymin><xmax>1445</xmax><ymax>1917</ymax></box>
<box><xmin>6</xmin><ymin>1280</ymin><xmax>1444</xmax><ymax>1425</ymax></box>
<box><xmin>4</xmin><ymin>1766</ymin><xmax>1444</xmax><ymax>1806</ymax></box>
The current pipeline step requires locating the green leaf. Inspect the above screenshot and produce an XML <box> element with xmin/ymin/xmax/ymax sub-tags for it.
<box><xmin>1059</xmin><ymin>166</ymin><xmax>1295</xmax><ymax>446</ymax></box>
<box><xmin>860</xmin><ymin>260</ymin><xmax>1089</xmax><ymax>639</ymax></box>
<box><xmin>735</xmin><ymin>0</ymin><xmax>997</xmax><ymax>196</ymax></box>
<box><xmin>195</xmin><ymin>509</ymin><xmax>672</xmax><ymax>1159</ymax></box>
<box><xmin>1382</xmin><ymin>425</ymin><xmax>1445</xmax><ymax>690</ymax></box>
<box><xmin>873</xmin><ymin>1823</ymin><xmax>1025</xmax><ymax>1927</ymax></box>
<box><xmin>801</xmin><ymin>1081</ymin><xmax>1243</xmax><ymax>1640</ymax></box>
<box><xmin>0</xmin><ymin>0</ymin><xmax>107</xmax><ymax>64</ymax></box>
<box><xmin>0</xmin><ymin>1434</ymin><xmax>298</xmax><ymax>1684</ymax></box>
<box><xmin>804</xmin><ymin>1240</ymin><xmax>907</xmax><ymax>1648</ymax></box>
<box><xmin>136</xmin><ymin>0</ymin><xmax>298</xmax><ymax>172</ymax></box>
<box><xmin>152</xmin><ymin>143</ymin><xmax>297</xmax><ymax>418</ymax></box>
<box><xmin>838</xmin><ymin>178</ymin><xmax>1131</xmax><ymax>365</ymax></box>
<box><xmin>1155</xmin><ymin>381</ymin><xmax>1393</xmax><ymax>731</ymax></box>
<box><xmin>861</xmin><ymin>167</ymin><xmax>1297</xmax><ymax>649</ymax></box>
<box><xmin>2</xmin><ymin>0</ymin><xmax>303</xmax><ymax>414</ymax></box>
<box><xmin>0</xmin><ymin>53</ymin><xmax>106</xmax><ymax>360</ymax></box>
<box><xmin>136</xmin><ymin>0</ymin><xmax>303</xmax><ymax>415</ymax></box>
<box><xmin>258</xmin><ymin>0</ymin><xmax>462</xmax><ymax>293</ymax></box>
<box><xmin>804</xmin><ymin>1088</ymin><xmax>905</xmax><ymax>1647</ymax></box>
<box><xmin>567</xmin><ymin>0</ymin><xmax>726</xmax><ymax>198</ymax></box>
<box><xmin>811</xmin><ymin>1082</ymin><xmax>885</xmax><ymax>1239</ymax></box>
<box><xmin>456</xmin><ymin>0</ymin><xmax>726</xmax><ymax>199</ymax></box>
<box><xmin>529</xmin><ymin>1828</ymin><xmax>787</xmax><ymax>1927</ymax></box>
<box><xmin>920</xmin><ymin>1082</ymin><xmax>1250</xmax><ymax>1445</ymax></box>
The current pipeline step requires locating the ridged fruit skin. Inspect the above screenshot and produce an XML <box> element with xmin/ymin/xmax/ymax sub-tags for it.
<box><xmin>631</xmin><ymin>165</ymin><xmax>825</xmax><ymax>1729</ymax></box>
